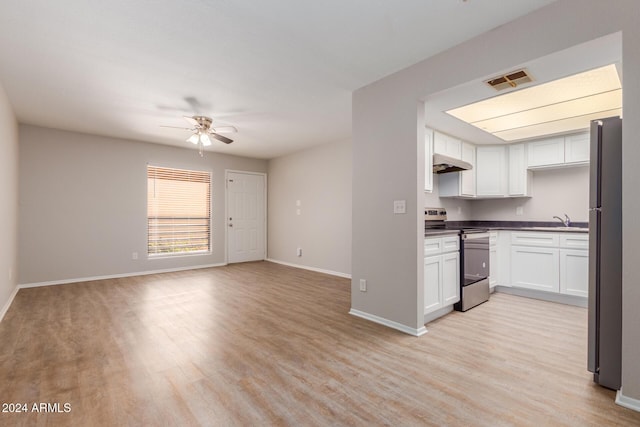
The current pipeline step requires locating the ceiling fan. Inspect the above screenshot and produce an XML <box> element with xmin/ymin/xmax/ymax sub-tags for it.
<box><xmin>162</xmin><ymin>116</ymin><xmax>237</xmax><ymax>156</ymax></box>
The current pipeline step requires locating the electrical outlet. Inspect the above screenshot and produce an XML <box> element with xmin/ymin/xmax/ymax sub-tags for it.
<box><xmin>457</xmin><ymin>206</ymin><xmax>462</xmax><ymax>215</ymax></box>
<box><xmin>296</xmin><ymin>208</ymin><xmax>301</xmax><ymax>215</ymax></box>
<box><xmin>296</xmin><ymin>247</ymin><xmax>302</xmax><ymax>257</ymax></box>
<box><xmin>516</xmin><ymin>206</ymin><xmax>524</xmax><ymax>216</ymax></box>
<box><xmin>132</xmin><ymin>252</ymin><xmax>138</xmax><ymax>260</ymax></box>
<box><xmin>359</xmin><ymin>279</ymin><xmax>367</xmax><ymax>292</ymax></box>
<box><xmin>393</xmin><ymin>200</ymin><xmax>406</xmax><ymax>214</ymax></box>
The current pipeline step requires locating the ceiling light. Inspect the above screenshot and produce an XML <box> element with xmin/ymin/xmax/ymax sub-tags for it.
<box><xmin>187</xmin><ymin>134</ymin><xmax>199</xmax><ymax>144</ymax></box>
<box><xmin>446</xmin><ymin>64</ymin><xmax>622</xmax><ymax>141</ymax></box>
<box><xmin>200</xmin><ymin>133</ymin><xmax>212</xmax><ymax>146</ymax></box>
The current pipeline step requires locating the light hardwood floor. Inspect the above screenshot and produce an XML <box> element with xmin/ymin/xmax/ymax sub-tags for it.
<box><xmin>1</xmin><ymin>261</ymin><xmax>639</xmax><ymax>426</ymax></box>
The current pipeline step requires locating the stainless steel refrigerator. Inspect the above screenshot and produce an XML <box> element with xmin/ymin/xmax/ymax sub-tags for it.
<box><xmin>587</xmin><ymin>116</ymin><xmax>622</xmax><ymax>390</ymax></box>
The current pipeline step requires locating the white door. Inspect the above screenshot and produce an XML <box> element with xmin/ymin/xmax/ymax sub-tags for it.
<box><xmin>227</xmin><ymin>171</ymin><xmax>266</xmax><ymax>263</ymax></box>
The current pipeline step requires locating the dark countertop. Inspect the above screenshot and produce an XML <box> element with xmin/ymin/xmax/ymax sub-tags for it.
<box><xmin>424</xmin><ymin>220</ymin><xmax>589</xmax><ymax>238</ymax></box>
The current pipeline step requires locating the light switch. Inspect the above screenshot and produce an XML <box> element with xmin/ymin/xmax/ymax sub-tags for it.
<box><xmin>393</xmin><ymin>200</ymin><xmax>406</xmax><ymax>214</ymax></box>
<box><xmin>296</xmin><ymin>200</ymin><xmax>301</xmax><ymax>207</ymax></box>
<box><xmin>296</xmin><ymin>209</ymin><xmax>301</xmax><ymax>215</ymax></box>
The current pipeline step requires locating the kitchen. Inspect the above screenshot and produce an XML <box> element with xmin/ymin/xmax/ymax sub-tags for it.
<box><xmin>350</xmin><ymin>25</ymin><xmax>630</xmax><ymax>403</ymax></box>
<box><xmin>415</xmin><ymin>31</ymin><xmax>626</xmax><ymax>401</ymax></box>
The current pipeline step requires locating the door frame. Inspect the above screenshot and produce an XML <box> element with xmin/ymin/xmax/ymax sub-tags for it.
<box><xmin>224</xmin><ymin>169</ymin><xmax>268</xmax><ymax>264</ymax></box>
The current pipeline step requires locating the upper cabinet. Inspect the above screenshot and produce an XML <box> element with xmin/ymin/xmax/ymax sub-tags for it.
<box><xmin>425</xmin><ymin>127</ymin><xmax>433</xmax><ymax>193</ymax></box>
<box><xmin>476</xmin><ymin>146</ymin><xmax>508</xmax><ymax>197</ymax></box>
<box><xmin>564</xmin><ymin>132</ymin><xmax>590</xmax><ymax>164</ymax></box>
<box><xmin>508</xmin><ymin>143</ymin><xmax>531</xmax><ymax>197</ymax></box>
<box><xmin>434</xmin><ymin>131</ymin><xmax>462</xmax><ymax>159</ymax></box>
<box><xmin>438</xmin><ymin>141</ymin><xmax>476</xmax><ymax>198</ymax></box>
<box><xmin>527</xmin><ymin>132</ymin><xmax>589</xmax><ymax>168</ymax></box>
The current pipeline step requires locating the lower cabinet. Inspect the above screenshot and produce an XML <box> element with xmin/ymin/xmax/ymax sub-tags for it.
<box><xmin>511</xmin><ymin>246</ymin><xmax>560</xmax><ymax>292</ymax></box>
<box><xmin>424</xmin><ymin>236</ymin><xmax>460</xmax><ymax>316</ymax></box>
<box><xmin>509</xmin><ymin>231</ymin><xmax>588</xmax><ymax>298</ymax></box>
<box><xmin>559</xmin><ymin>249</ymin><xmax>589</xmax><ymax>297</ymax></box>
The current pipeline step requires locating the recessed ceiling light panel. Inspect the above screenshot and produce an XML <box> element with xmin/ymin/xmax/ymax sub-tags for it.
<box><xmin>446</xmin><ymin>64</ymin><xmax>622</xmax><ymax>141</ymax></box>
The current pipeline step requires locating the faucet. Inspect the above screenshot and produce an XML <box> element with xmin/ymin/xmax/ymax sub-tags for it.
<box><xmin>553</xmin><ymin>214</ymin><xmax>571</xmax><ymax>227</ymax></box>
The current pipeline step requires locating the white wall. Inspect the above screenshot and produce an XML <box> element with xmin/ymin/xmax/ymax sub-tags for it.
<box><xmin>0</xmin><ymin>81</ymin><xmax>18</xmax><ymax>319</ymax></box>
<box><xmin>18</xmin><ymin>125</ymin><xmax>267</xmax><ymax>285</ymax></box>
<box><xmin>472</xmin><ymin>166</ymin><xmax>589</xmax><ymax>222</ymax></box>
<box><xmin>267</xmin><ymin>139</ymin><xmax>351</xmax><ymax>276</ymax></box>
<box><xmin>424</xmin><ymin>176</ymin><xmax>472</xmax><ymax>221</ymax></box>
<box><xmin>352</xmin><ymin>0</ymin><xmax>640</xmax><ymax>402</ymax></box>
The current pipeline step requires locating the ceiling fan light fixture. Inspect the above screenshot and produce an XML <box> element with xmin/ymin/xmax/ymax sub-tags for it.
<box><xmin>187</xmin><ymin>133</ymin><xmax>200</xmax><ymax>144</ymax></box>
<box><xmin>200</xmin><ymin>133</ymin><xmax>212</xmax><ymax>146</ymax></box>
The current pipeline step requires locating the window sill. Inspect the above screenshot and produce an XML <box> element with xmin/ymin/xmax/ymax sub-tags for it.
<box><xmin>147</xmin><ymin>250</ymin><xmax>212</xmax><ymax>260</ymax></box>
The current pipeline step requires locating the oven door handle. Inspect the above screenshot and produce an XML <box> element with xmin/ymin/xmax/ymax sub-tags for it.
<box><xmin>461</xmin><ymin>233</ymin><xmax>490</xmax><ymax>240</ymax></box>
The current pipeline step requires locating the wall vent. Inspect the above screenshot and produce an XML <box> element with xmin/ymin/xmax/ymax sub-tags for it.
<box><xmin>486</xmin><ymin>69</ymin><xmax>533</xmax><ymax>91</ymax></box>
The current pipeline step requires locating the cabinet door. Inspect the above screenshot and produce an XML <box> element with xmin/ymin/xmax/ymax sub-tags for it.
<box><xmin>442</xmin><ymin>252</ymin><xmax>460</xmax><ymax>305</ymax></box>
<box><xmin>489</xmin><ymin>246</ymin><xmax>498</xmax><ymax>288</ymax></box>
<box><xmin>560</xmin><ymin>249</ymin><xmax>588</xmax><ymax>297</ymax></box>
<box><xmin>476</xmin><ymin>146</ymin><xmax>507</xmax><ymax>196</ymax></box>
<box><xmin>508</xmin><ymin>143</ymin><xmax>530</xmax><ymax>196</ymax></box>
<box><xmin>564</xmin><ymin>132</ymin><xmax>590</xmax><ymax>164</ymax></box>
<box><xmin>434</xmin><ymin>131</ymin><xmax>462</xmax><ymax>159</ymax></box>
<box><xmin>511</xmin><ymin>246</ymin><xmax>560</xmax><ymax>292</ymax></box>
<box><xmin>460</xmin><ymin>142</ymin><xmax>476</xmax><ymax>197</ymax></box>
<box><xmin>527</xmin><ymin>137</ymin><xmax>565</xmax><ymax>167</ymax></box>
<box><xmin>425</xmin><ymin>128</ymin><xmax>433</xmax><ymax>192</ymax></box>
<box><xmin>424</xmin><ymin>255</ymin><xmax>442</xmax><ymax>314</ymax></box>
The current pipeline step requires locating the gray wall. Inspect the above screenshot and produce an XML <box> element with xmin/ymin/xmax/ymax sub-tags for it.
<box><xmin>18</xmin><ymin>125</ymin><xmax>267</xmax><ymax>284</ymax></box>
<box><xmin>0</xmin><ymin>81</ymin><xmax>18</xmax><ymax>316</ymax></box>
<box><xmin>352</xmin><ymin>0</ymin><xmax>640</xmax><ymax>401</ymax></box>
<box><xmin>267</xmin><ymin>139</ymin><xmax>352</xmax><ymax>276</ymax></box>
<box><xmin>472</xmin><ymin>166</ymin><xmax>589</xmax><ymax>222</ymax></box>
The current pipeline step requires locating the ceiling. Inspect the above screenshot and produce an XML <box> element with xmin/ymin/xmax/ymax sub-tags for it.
<box><xmin>426</xmin><ymin>32</ymin><xmax>622</xmax><ymax>144</ymax></box>
<box><xmin>0</xmin><ymin>1</ymin><xmax>556</xmax><ymax>159</ymax></box>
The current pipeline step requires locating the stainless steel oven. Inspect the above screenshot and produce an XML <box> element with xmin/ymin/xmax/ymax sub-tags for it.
<box><xmin>455</xmin><ymin>230</ymin><xmax>490</xmax><ymax>311</ymax></box>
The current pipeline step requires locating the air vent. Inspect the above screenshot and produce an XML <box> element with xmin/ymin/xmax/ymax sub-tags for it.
<box><xmin>486</xmin><ymin>69</ymin><xmax>533</xmax><ymax>91</ymax></box>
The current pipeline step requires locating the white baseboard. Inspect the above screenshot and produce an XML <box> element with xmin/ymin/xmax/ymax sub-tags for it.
<box><xmin>18</xmin><ymin>263</ymin><xmax>228</xmax><ymax>289</ymax></box>
<box><xmin>265</xmin><ymin>258</ymin><xmax>351</xmax><ymax>279</ymax></box>
<box><xmin>349</xmin><ymin>308</ymin><xmax>427</xmax><ymax>337</ymax></box>
<box><xmin>424</xmin><ymin>305</ymin><xmax>454</xmax><ymax>324</ymax></box>
<box><xmin>616</xmin><ymin>390</ymin><xmax>640</xmax><ymax>413</ymax></box>
<box><xmin>495</xmin><ymin>285</ymin><xmax>587</xmax><ymax>308</ymax></box>
<box><xmin>0</xmin><ymin>285</ymin><xmax>19</xmax><ymax>323</ymax></box>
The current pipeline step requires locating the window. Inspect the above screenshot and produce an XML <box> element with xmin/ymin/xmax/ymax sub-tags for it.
<box><xmin>147</xmin><ymin>165</ymin><xmax>211</xmax><ymax>256</ymax></box>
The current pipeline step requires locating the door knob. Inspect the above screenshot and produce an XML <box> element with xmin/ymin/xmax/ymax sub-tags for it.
<box><xmin>229</xmin><ymin>223</ymin><xmax>233</xmax><ymax>227</ymax></box>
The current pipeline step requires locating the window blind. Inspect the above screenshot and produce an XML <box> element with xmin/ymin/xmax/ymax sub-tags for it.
<box><xmin>147</xmin><ymin>165</ymin><xmax>211</xmax><ymax>256</ymax></box>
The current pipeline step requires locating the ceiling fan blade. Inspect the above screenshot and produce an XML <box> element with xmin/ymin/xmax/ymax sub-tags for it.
<box><xmin>211</xmin><ymin>125</ymin><xmax>238</xmax><ymax>134</ymax></box>
<box><xmin>210</xmin><ymin>132</ymin><xmax>233</xmax><ymax>144</ymax></box>
<box><xmin>161</xmin><ymin>125</ymin><xmax>193</xmax><ymax>130</ymax></box>
<box><xmin>183</xmin><ymin>116</ymin><xmax>200</xmax><ymax>127</ymax></box>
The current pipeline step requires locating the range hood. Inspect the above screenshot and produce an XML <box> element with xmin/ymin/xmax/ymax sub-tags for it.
<box><xmin>432</xmin><ymin>153</ymin><xmax>472</xmax><ymax>174</ymax></box>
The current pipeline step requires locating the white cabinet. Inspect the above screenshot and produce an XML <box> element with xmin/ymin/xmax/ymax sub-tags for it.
<box><xmin>438</xmin><ymin>141</ymin><xmax>476</xmax><ymax>198</ymax></box>
<box><xmin>508</xmin><ymin>231</ymin><xmax>588</xmax><ymax>298</ymax></box>
<box><xmin>560</xmin><ymin>249</ymin><xmax>589</xmax><ymax>297</ymax></box>
<box><xmin>508</xmin><ymin>143</ymin><xmax>531</xmax><ymax>197</ymax></box>
<box><xmin>559</xmin><ymin>233</ymin><xmax>589</xmax><ymax>297</ymax></box>
<box><xmin>424</xmin><ymin>235</ymin><xmax>460</xmax><ymax>316</ymax></box>
<box><xmin>424</xmin><ymin>255</ymin><xmax>442</xmax><ymax>313</ymax></box>
<box><xmin>527</xmin><ymin>132</ymin><xmax>590</xmax><ymax>168</ymax></box>
<box><xmin>511</xmin><ymin>246</ymin><xmax>560</xmax><ymax>292</ymax></box>
<box><xmin>527</xmin><ymin>137</ymin><xmax>565</xmax><ymax>167</ymax></box>
<box><xmin>434</xmin><ymin>131</ymin><xmax>462</xmax><ymax>159</ymax></box>
<box><xmin>564</xmin><ymin>132</ymin><xmax>590</xmax><ymax>164</ymax></box>
<box><xmin>460</xmin><ymin>142</ymin><xmax>476</xmax><ymax>197</ymax></box>
<box><xmin>425</xmin><ymin>127</ymin><xmax>433</xmax><ymax>193</ymax></box>
<box><xmin>489</xmin><ymin>231</ymin><xmax>498</xmax><ymax>289</ymax></box>
<box><xmin>476</xmin><ymin>146</ymin><xmax>508</xmax><ymax>197</ymax></box>
<box><xmin>442</xmin><ymin>252</ymin><xmax>460</xmax><ymax>305</ymax></box>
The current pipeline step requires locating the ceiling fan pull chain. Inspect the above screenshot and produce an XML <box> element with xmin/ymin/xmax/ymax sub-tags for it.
<box><xmin>198</xmin><ymin>141</ymin><xmax>204</xmax><ymax>157</ymax></box>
